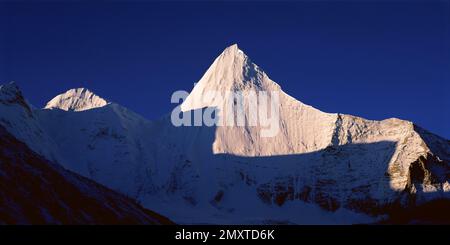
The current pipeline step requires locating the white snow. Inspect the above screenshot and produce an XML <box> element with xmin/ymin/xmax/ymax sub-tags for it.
<box><xmin>0</xmin><ymin>81</ymin><xmax>62</xmax><ymax>163</ymax></box>
<box><xmin>44</xmin><ymin>88</ymin><xmax>109</xmax><ymax>112</ymax></box>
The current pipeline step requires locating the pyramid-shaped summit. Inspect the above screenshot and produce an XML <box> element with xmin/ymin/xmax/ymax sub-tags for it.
<box><xmin>181</xmin><ymin>44</ymin><xmax>282</xmax><ymax>112</ymax></box>
<box><xmin>45</xmin><ymin>88</ymin><xmax>109</xmax><ymax>112</ymax></box>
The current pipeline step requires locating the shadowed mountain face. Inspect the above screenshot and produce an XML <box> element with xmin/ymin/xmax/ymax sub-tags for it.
<box><xmin>0</xmin><ymin>126</ymin><xmax>172</xmax><ymax>225</ymax></box>
<box><xmin>0</xmin><ymin>45</ymin><xmax>449</xmax><ymax>224</ymax></box>
<box><xmin>218</xmin><ymin>141</ymin><xmax>398</xmax><ymax>212</ymax></box>
<box><xmin>144</xmin><ymin>118</ymin><xmax>450</xmax><ymax>224</ymax></box>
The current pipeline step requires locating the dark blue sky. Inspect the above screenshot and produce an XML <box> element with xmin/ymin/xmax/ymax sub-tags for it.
<box><xmin>0</xmin><ymin>1</ymin><xmax>449</xmax><ymax>138</ymax></box>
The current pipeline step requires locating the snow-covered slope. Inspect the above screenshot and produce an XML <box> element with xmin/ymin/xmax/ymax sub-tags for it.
<box><xmin>38</xmin><ymin>98</ymin><xmax>156</xmax><ymax>199</ymax></box>
<box><xmin>0</xmin><ymin>44</ymin><xmax>448</xmax><ymax>224</ymax></box>
<box><xmin>0</xmin><ymin>125</ymin><xmax>172</xmax><ymax>224</ymax></box>
<box><xmin>181</xmin><ymin>44</ymin><xmax>337</xmax><ymax>155</ymax></box>
<box><xmin>0</xmin><ymin>82</ymin><xmax>61</xmax><ymax>162</ymax></box>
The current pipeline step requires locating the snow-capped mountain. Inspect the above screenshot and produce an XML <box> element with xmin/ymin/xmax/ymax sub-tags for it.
<box><xmin>0</xmin><ymin>44</ymin><xmax>448</xmax><ymax>224</ymax></box>
<box><xmin>0</xmin><ymin>82</ymin><xmax>61</xmax><ymax>162</ymax></box>
<box><xmin>148</xmin><ymin>44</ymin><xmax>450</xmax><ymax>223</ymax></box>
<box><xmin>38</xmin><ymin>90</ymin><xmax>155</xmax><ymax>198</ymax></box>
<box><xmin>45</xmin><ymin>88</ymin><xmax>109</xmax><ymax>112</ymax></box>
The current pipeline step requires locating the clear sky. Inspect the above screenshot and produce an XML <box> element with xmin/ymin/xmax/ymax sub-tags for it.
<box><xmin>0</xmin><ymin>1</ymin><xmax>449</xmax><ymax>138</ymax></box>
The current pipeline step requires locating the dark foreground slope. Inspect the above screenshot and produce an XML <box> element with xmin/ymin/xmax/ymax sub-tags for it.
<box><xmin>0</xmin><ymin>126</ymin><xmax>172</xmax><ymax>225</ymax></box>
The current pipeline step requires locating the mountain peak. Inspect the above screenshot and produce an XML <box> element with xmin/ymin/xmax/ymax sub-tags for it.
<box><xmin>0</xmin><ymin>81</ymin><xmax>33</xmax><ymax>113</ymax></box>
<box><xmin>227</xmin><ymin>43</ymin><xmax>239</xmax><ymax>49</ymax></box>
<box><xmin>0</xmin><ymin>81</ymin><xmax>21</xmax><ymax>99</ymax></box>
<box><xmin>181</xmin><ymin>44</ymin><xmax>279</xmax><ymax>111</ymax></box>
<box><xmin>217</xmin><ymin>44</ymin><xmax>250</xmax><ymax>65</ymax></box>
<box><xmin>44</xmin><ymin>88</ymin><xmax>109</xmax><ymax>112</ymax></box>
<box><xmin>221</xmin><ymin>43</ymin><xmax>243</xmax><ymax>56</ymax></box>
